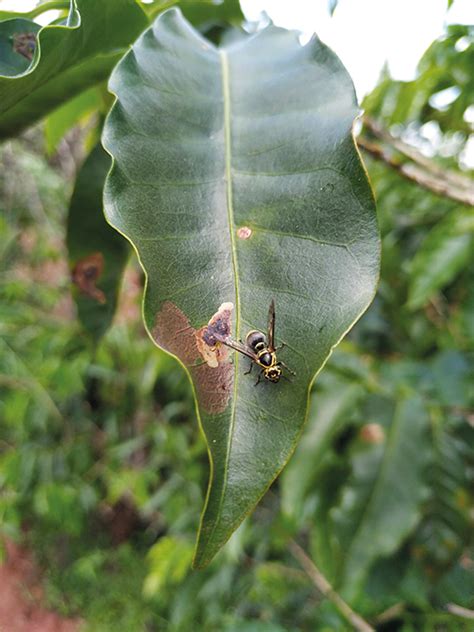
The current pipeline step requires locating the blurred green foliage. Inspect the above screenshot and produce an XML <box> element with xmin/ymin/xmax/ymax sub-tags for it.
<box><xmin>0</xmin><ymin>7</ymin><xmax>473</xmax><ymax>632</ymax></box>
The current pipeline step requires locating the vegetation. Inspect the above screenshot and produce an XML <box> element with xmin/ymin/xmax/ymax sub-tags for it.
<box><xmin>0</xmin><ymin>1</ymin><xmax>472</xmax><ymax>630</ymax></box>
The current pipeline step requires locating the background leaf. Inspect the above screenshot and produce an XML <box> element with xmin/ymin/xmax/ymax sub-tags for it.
<box><xmin>281</xmin><ymin>372</ymin><xmax>363</xmax><ymax>520</ymax></box>
<box><xmin>103</xmin><ymin>8</ymin><xmax>379</xmax><ymax>567</ymax></box>
<box><xmin>332</xmin><ymin>394</ymin><xmax>431</xmax><ymax>600</ymax></box>
<box><xmin>0</xmin><ymin>0</ymin><xmax>148</xmax><ymax>139</ymax></box>
<box><xmin>0</xmin><ymin>17</ymin><xmax>41</xmax><ymax>76</ymax></box>
<box><xmin>44</xmin><ymin>86</ymin><xmax>104</xmax><ymax>155</ymax></box>
<box><xmin>407</xmin><ymin>209</ymin><xmax>474</xmax><ymax>310</ymax></box>
<box><xmin>67</xmin><ymin>143</ymin><xmax>129</xmax><ymax>342</ymax></box>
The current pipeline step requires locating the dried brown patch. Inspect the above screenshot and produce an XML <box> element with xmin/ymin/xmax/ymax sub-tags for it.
<box><xmin>152</xmin><ymin>301</ymin><xmax>234</xmax><ymax>414</ymax></box>
<box><xmin>237</xmin><ymin>226</ymin><xmax>252</xmax><ymax>239</ymax></box>
<box><xmin>152</xmin><ymin>301</ymin><xmax>199</xmax><ymax>365</ymax></box>
<box><xmin>71</xmin><ymin>252</ymin><xmax>106</xmax><ymax>304</ymax></box>
<box><xmin>192</xmin><ymin>361</ymin><xmax>234</xmax><ymax>415</ymax></box>
<box><xmin>13</xmin><ymin>32</ymin><xmax>37</xmax><ymax>61</ymax></box>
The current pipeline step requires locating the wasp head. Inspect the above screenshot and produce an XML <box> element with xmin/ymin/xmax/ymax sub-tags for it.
<box><xmin>264</xmin><ymin>366</ymin><xmax>282</xmax><ymax>383</ymax></box>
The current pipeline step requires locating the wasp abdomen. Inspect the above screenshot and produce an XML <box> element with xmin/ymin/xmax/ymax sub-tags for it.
<box><xmin>246</xmin><ymin>330</ymin><xmax>265</xmax><ymax>351</ymax></box>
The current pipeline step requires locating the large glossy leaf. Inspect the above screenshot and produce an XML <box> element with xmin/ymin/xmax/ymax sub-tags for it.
<box><xmin>0</xmin><ymin>0</ymin><xmax>148</xmax><ymax>139</ymax></box>
<box><xmin>103</xmin><ymin>8</ymin><xmax>380</xmax><ymax>567</ymax></box>
<box><xmin>67</xmin><ymin>144</ymin><xmax>129</xmax><ymax>342</ymax></box>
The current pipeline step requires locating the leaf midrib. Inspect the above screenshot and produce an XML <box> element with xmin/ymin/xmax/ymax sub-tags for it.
<box><xmin>201</xmin><ymin>49</ymin><xmax>240</xmax><ymax>551</ymax></box>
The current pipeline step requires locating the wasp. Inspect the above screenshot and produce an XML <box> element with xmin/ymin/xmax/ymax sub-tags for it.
<box><xmin>213</xmin><ymin>300</ymin><xmax>294</xmax><ymax>384</ymax></box>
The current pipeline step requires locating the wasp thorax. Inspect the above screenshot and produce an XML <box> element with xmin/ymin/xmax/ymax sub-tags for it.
<box><xmin>246</xmin><ymin>330</ymin><xmax>266</xmax><ymax>352</ymax></box>
<box><xmin>259</xmin><ymin>352</ymin><xmax>273</xmax><ymax>367</ymax></box>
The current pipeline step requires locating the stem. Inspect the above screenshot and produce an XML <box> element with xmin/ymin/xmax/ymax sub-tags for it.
<box><xmin>446</xmin><ymin>604</ymin><xmax>474</xmax><ymax>620</ymax></box>
<box><xmin>288</xmin><ymin>540</ymin><xmax>375</xmax><ymax>632</ymax></box>
<box><xmin>142</xmin><ymin>0</ymin><xmax>215</xmax><ymax>20</ymax></box>
<box><xmin>363</xmin><ymin>117</ymin><xmax>473</xmax><ymax>192</ymax></box>
<box><xmin>357</xmin><ymin>136</ymin><xmax>474</xmax><ymax>206</ymax></box>
<box><xmin>27</xmin><ymin>1</ymin><xmax>70</xmax><ymax>19</ymax></box>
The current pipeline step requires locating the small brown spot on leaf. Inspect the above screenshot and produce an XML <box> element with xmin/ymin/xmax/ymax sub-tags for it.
<box><xmin>237</xmin><ymin>226</ymin><xmax>252</xmax><ymax>239</ymax></box>
<box><xmin>152</xmin><ymin>301</ymin><xmax>234</xmax><ymax>414</ymax></box>
<box><xmin>13</xmin><ymin>32</ymin><xmax>37</xmax><ymax>61</ymax></box>
<box><xmin>195</xmin><ymin>302</ymin><xmax>233</xmax><ymax>368</ymax></box>
<box><xmin>71</xmin><ymin>252</ymin><xmax>106</xmax><ymax>304</ymax></box>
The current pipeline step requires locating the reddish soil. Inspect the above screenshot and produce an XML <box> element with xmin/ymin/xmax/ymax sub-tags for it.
<box><xmin>0</xmin><ymin>539</ymin><xmax>82</xmax><ymax>632</ymax></box>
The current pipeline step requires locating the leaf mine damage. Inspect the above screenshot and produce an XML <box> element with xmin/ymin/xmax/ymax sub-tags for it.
<box><xmin>71</xmin><ymin>252</ymin><xmax>106</xmax><ymax>304</ymax></box>
<box><xmin>152</xmin><ymin>302</ymin><xmax>234</xmax><ymax>414</ymax></box>
<box><xmin>12</xmin><ymin>32</ymin><xmax>37</xmax><ymax>61</ymax></box>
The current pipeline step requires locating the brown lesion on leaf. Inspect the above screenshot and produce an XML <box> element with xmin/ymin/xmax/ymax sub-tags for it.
<box><xmin>152</xmin><ymin>300</ymin><xmax>199</xmax><ymax>365</ymax></box>
<box><xmin>152</xmin><ymin>301</ymin><xmax>234</xmax><ymax>414</ymax></box>
<box><xmin>71</xmin><ymin>252</ymin><xmax>106</xmax><ymax>304</ymax></box>
<box><xmin>12</xmin><ymin>32</ymin><xmax>37</xmax><ymax>61</ymax></box>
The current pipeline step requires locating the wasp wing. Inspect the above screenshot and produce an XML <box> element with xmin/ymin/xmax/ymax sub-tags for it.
<box><xmin>213</xmin><ymin>332</ymin><xmax>258</xmax><ymax>362</ymax></box>
<box><xmin>267</xmin><ymin>299</ymin><xmax>276</xmax><ymax>351</ymax></box>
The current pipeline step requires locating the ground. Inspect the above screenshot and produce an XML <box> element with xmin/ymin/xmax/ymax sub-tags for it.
<box><xmin>0</xmin><ymin>539</ymin><xmax>81</xmax><ymax>632</ymax></box>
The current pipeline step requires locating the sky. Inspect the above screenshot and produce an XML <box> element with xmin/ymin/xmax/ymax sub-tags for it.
<box><xmin>240</xmin><ymin>0</ymin><xmax>474</xmax><ymax>99</ymax></box>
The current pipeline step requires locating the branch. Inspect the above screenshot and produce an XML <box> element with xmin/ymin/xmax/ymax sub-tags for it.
<box><xmin>446</xmin><ymin>603</ymin><xmax>474</xmax><ymax>620</ymax></box>
<box><xmin>362</xmin><ymin>117</ymin><xmax>473</xmax><ymax>192</ymax></box>
<box><xmin>357</xmin><ymin>137</ymin><xmax>474</xmax><ymax>206</ymax></box>
<box><xmin>288</xmin><ymin>540</ymin><xmax>375</xmax><ymax>632</ymax></box>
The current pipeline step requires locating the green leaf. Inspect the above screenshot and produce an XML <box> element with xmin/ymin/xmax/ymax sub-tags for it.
<box><xmin>103</xmin><ymin>9</ymin><xmax>380</xmax><ymax>567</ymax></box>
<box><xmin>407</xmin><ymin>209</ymin><xmax>474</xmax><ymax>310</ymax></box>
<box><xmin>143</xmin><ymin>536</ymin><xmax>194</xmax><ymax>597</ymax></box>
<box><xmin>0</xmin><ymin>18</ymin><xmax>41</xmax><ymax>76</ymax></box>
<box><xmin>0</xmin><ymin>0</ymin><xmax>148</xmax><ymax>139</ymax></box>
<box><xmin>281</xmin><ymin>376</ymin><xmax>363</xmax><ymax>519</ymax></box>
<box><xmin>145</xmin><ymin>0</ymin><xmax>242</xmax><ymax>21</ymax></box>
<box><xmin>333</xmin><ymin>394</ymin><xmax>430</xmax><ymax>600</ymax></box>
<box><xmin>44</xmin><ymin>86</ymin><xmax>103</xmax><ymax>155</ymax></box>
<box><xmin>413</xmin><ymin>410</ymin><xmax>474</xmax><ymax>574</ymax></box>
<box><xmin>67</xmin><ymin>144</ymin><xmax>129</xmax><ymax>342</ymax></box>
<box><xmin>328</xmin><ymin>0</ymin><xmax>339</xmax><ymax>16</ymax></box>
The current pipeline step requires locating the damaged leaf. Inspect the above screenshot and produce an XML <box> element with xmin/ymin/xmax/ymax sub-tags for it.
<box><xmin>103</xmin><ymin>9</ymin><xmax>380</xmax><ymax>567</ymax></box>
<box><xmin>67</xmin><ymin>144</ymin><xmax>129</xmax><ymax>342</ymax></box>
<box><xmin>0</xmin><ymin>0</ymin><xmax>148</xmax><ymax>138</ymax></box>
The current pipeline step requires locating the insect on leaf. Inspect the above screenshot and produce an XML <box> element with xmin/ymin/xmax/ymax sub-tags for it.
<box><xmin>103</xmin><ymin>8</ymin><xmax>380</xmax><ymax>567</ymax></box>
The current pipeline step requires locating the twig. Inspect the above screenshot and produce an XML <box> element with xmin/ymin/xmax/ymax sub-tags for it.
<box><xmin>362</xmin><ymin>117</ymin><xmax>473</xmax><ymax>192</ymax></box>
<box><xmin>374</xmin><ymin>602</ymin><xmax>406</xmax><ymax>624</ymax></box>
<box><xmin>357</xmin><ymin>137</ymin><xmax>474</xmax><ymax>206</ymax></box>
<box><xmin>446</xmin><ymin>603</ymin><xmax>474</xmax><ymax>620</ymax></box>
<box><xmin>288</xmin><ymin>540</ymin><xmax>375</xmax><ymax>632</ymax></box>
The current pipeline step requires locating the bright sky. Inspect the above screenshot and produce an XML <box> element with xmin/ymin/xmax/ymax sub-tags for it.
<box><xmin>240</xmin><ymin>0</ymin><xmax>474</xmax><ymax>99</ymax></box>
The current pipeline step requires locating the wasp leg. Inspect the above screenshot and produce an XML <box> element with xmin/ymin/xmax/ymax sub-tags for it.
<box><xmin>254</xmin><ymin>372</ymin><xmax>262</xmax><ymax>386</ymax></box>
<box><xmin>280</xmin><ymin>361</ymin><xmax>296</xmax><ymax>376</ymax></box>
<box><xmin>244</xmin><ymin>361</ymin><xmax>253</xmax><ymax>375</ymax></box>
<box><xmin>281</xmin><ymin>374</ymin><xmax>293</xmax><ymax>383</ymax></box>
